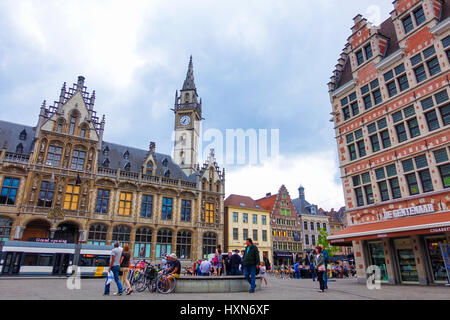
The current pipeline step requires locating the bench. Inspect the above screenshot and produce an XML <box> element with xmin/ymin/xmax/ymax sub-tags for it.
<box><xmin>175</xmin><ymin>275</ymin><xmax>261</xmax><ymax>293</ymax></box>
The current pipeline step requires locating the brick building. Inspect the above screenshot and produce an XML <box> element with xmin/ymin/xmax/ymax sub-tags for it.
<box><xmin>256</xmin><ymin>185</ymin><xmax>303</xmax><ymax>266</ymax></box>
<box><xmin>0</xmin><ymin>57</ymin><xmax>225</xmax><ymax>268</ymax></box>
<box><xmin>327</xmin><ymin>0</ymin><xmax>450</xmax><ymax>285</ymax></box>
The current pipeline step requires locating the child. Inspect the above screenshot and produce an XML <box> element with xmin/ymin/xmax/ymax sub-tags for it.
<box><xmin>260</xmin><ymin>262</ymin><xmax>268</xmax><ymax>287</ymax></box>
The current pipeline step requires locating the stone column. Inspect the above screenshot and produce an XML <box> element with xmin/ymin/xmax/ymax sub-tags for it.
<box><xmin>411</xmin><ymin>235</ymin><xmax>429</xmax><ymax>285</ymax></box>
<box><xmin>383</xmin><ymin>238</ymin><xmax>398</xmax><ymax>285</ymax></box>
<box><xmin>352</xmin><ymin>240</ymin><xmax>368</xmax><ymax>284</ymax></box>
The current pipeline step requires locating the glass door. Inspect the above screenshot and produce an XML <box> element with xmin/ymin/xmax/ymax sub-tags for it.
<box><xmin>394</xmin><ymin>238</ymin><xmax>418</xmax><ymax>283</ymax></box>
<box><xmin>2</xmin><ymin>252</ymin><xmax>22</xmax><ymax>275</ymax></box>
<box><xmin>367</xmin><ymin>241</ymin><xmax>389</xmax><ymax>281</ymax></box>
<box><xmin>424</xmin><ymin>236</ymin><xmax>448</xmax><ymax>283</ymax></box>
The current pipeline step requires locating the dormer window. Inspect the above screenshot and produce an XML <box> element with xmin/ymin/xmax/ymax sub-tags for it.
<box><xmin>185</xmin><ymin>93</ymin><xmax>190</xmax><ymax>101</ymax></box>
<box><xmin>57</xmin><ymin>123</ymin><xmax>63</xmax><ymax>133</ymax></box>
<box><xmin>103</xmin><ymin>147</ymin><xmax>109</xmax><ymax>156</ymax></box>
<box><xmin>123</xmin><ymin>151</ymin><xmax>130</xmax><ymax>160</ymax></box>
<box><xmin>102</xmin><ymin>158</ymin><xmax>110</xmax><ymax>168</ymax></box>
<box><xmin>16</xmin><ymin>143</ymin><xmax>23</xmax><ymax>154</ymax></box>
<box><xmin>124</xmin><ymin>162</ymin><xmax>131</xmax><ymax>171</ymax></box>
<box><xmin>162</xmin><ymin>158</ymin><xmax>168</xmax><ymax>167</ymax></box>
<box><xmin>19</xmin><ymin>130</ymin><xmax>27</xmax><ymax>141</ymax></box>
<box><xmin>164</xmin><ymin>169</ymin><xmax>170</xmax><ymax>177</ymax></box>
<box><xmin>402</xmin><ymin>6</ymin><xmax>425</xmax><ymax>34</ymax></box>
<box><xmin>146</xmin><ymin>161</ymin><xmax>153</xmax><ymax>175</ymax></box>
<box><xmin>80</xmin><ymin>128</ymin><xmax>86</xmax><ymax>138</ymax></box>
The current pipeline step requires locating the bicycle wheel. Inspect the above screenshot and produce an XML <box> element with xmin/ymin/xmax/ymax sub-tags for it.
<box><xmin>135</xmin><ymin>274</ymin><xmax>151</xmax><ymax>292</ymax></box>
<box><xmin>156</xmin><ymin>274</ymin><xmax>176</xmax><ymax>294</ymax></box>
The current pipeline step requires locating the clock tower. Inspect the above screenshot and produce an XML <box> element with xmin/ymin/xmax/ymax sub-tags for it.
<box><xmin>173</xmin><ymin>56</ymin><xmax>202</xmax><ymax>176</ymax></box>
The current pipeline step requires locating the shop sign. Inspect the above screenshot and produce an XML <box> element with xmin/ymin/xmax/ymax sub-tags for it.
<box><xmin>430</xmin><ymin>227</ymin><xmax>450</xmax><ymax>233</ymax></box>
<box><xmin>31</xmin><ymin>238</ymin><xmax>68</xmax><ymax>244</ymax></box>
<box><xmin>383</xmin><ymin>204</ymin><xmax>434</xmax><ymax>220</ymax></box>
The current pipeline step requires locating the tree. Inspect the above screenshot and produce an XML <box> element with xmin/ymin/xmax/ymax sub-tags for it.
<box><xmin>317</xmin><ymin>228</ymin><xmax>338</xmax><ymax>257</ymax></box>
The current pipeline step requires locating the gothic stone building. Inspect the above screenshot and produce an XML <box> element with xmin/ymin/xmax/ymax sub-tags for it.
<box><xmin>0</xmin><ymin>57</ymin><xmax>225</xmax><ymax>264</ymax></box>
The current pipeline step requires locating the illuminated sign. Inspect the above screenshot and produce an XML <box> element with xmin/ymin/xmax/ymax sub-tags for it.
<box><xmin>383</xmin><ymin>204</ymin><xmax>434</xmax><ymax>220</ymax></box>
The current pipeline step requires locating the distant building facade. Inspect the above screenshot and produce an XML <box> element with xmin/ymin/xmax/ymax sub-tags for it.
<box><xmin>257</xmin><ymin>185</ymin><xmax>303</xmax><ymax>266</ymax></box>
<box><xmin>292</xmin><ymin>186</ymin><xmax>330</xmax><ymax>252</ymax></box>
<box><xmin>224</xmin><ymin>194</ymin><xmax>272</xmax><ymax>263</ymax></box>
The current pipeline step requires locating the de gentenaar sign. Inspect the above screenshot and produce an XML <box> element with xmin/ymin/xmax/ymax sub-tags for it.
<box><xmin>383</xmin><ymin>204</ymin><xmax>434</xmax><ymax>220</ymax></box>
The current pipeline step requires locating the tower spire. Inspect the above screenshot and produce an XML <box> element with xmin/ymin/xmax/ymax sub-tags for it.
<box><xmin>182</xmin><ymin>55</ymin><xmax>196</xmax><ymax>91</ymax></box>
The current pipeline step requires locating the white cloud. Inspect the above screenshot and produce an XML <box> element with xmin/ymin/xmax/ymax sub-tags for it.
<box><xmin>226</xmin><ymin>150</ymin><xmax>344</xmax><ymax>211</ymax></box>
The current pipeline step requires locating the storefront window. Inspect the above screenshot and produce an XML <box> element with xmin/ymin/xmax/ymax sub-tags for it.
<box><xmin>394</xmin><ymin>238</ymin><xmax>418</xmax><ymax>283</ymax></box>
<box><xmin>425</xmin><ymin>236</ymin><xmax>448</xmax><ymax>283</ymax></box>
<box><xmin>367</xmin><ymin>241</ymin><xmax>389</xmax><ymax>282</ymax></box>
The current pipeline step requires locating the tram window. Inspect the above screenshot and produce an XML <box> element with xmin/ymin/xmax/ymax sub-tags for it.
<box><xmin>23</xmin><ymin>254</ymin><xmax>39</xmax><ymax>266</ymax></box>
<box><xmin>95</xmin><ymin>256</ymin><xmax>110</xmax><ymax>267</ymax></box>
<box><xmin>79</xmin><ymin>255</ymin><xmax>94</xmax><ymax>267</ymax></box>
<box><xmin>38</xmin><ymin>254</ymin><xmax>53</xmax><ymax>266</ymax></box>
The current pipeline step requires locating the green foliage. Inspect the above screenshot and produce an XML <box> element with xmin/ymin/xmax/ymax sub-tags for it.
<box><xmin>317</xmin><ymin>228</ymin><xmax>338</xmax><ymax>257</ymax></box>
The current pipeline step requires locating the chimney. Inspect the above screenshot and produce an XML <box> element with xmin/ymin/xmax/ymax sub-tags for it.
<box><xmin>149</xmin><ymin>142</ymin><xmax>156</xmax><ymax>153</ymax></box>
<box><xmin>77</xmin><ymin>76</ymin><xmax>85</xmax><ymax>92</ymax></box>
<box><xmin>299</xmin><ymin>186</ymin><xmax>305</xmax><ymax>201</ymax></box>
<box><xmin>266</xmin><ymin>193</ymin><xmax>271</xmax><ymax>197</ymax></box>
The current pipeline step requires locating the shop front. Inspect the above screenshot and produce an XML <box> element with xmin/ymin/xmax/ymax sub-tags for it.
<box><xmin>329</xmin><ymin>210</ymin><xmax>450</xmax><ymax>286</ymax></box>
<box><xmin>273</xmin><ymin>251</ymin><xmax>294</xmax><ymax>267</ymax></box>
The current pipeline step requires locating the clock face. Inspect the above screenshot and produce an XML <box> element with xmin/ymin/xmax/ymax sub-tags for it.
<box><xmin>180</xmin><ymin>115</ymin><xmax>191</xmax><ymax>126</ymax></box>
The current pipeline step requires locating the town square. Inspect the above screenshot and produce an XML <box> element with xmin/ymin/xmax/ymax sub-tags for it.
<box><xmin>0</xmin><ymin>0</ymin><xmax>449</xmax><ymax>309</ymax></box>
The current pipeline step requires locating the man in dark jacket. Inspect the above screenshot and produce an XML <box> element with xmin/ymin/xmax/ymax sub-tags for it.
<box><xmin>242</xmin><ymin>238</ymin><xmax>260</xmax><ymax>293</ymax></box>
<box><xmin>230</xmin><ymin>250</ymin><xmax>242</xmax><ymax>275</ymax></box>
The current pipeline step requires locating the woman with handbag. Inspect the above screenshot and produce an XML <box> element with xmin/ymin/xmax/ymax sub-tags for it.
<box><xmin>313</xmin><ymin>246</ymin><xmax>326</xmax><ymax>293</ymax></box>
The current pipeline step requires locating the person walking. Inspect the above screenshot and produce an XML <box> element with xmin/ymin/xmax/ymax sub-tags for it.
<box><xmin>313</xmin><ymin>246</ymin><xmax>326</xmax><ymax>293</ymax></box>
<box><xmin>242</xmin><ymin>238</ymin><xmax>260</xmax><ymax>293</ymax></box>
<box><xmin>104</xmin><ymin>242</ymin><xmax>124</xmax><ymax>296</ymax></box>
<box><xmin>294</xmin><ymin>261</ymin><xmax>301</xmax><ymax>279</ymax></box>
<box><xmin>259</xmin><ymin>261</ymin><xmax>268</xmax><ymax>287</ymax></box>
<box><xmin>320</xmin><ymin>244</ymin><xmax>329</xmax><ymax>290</ymax></box>
<box><xmin>309</xmin><ymin>253</ymin><xmax>316</xmax><ymax>281</ymax></box>
<box><xmin>119</xmin><ymin>244</ymin><xmax>132</xmax><ymax>295</ymax></box>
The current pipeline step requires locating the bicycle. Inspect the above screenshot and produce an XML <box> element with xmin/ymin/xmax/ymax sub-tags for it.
<box><xmin>155</xmin><ymin>270</ymin><xmax>177</xmax><ymax>294</ymax></box>
<box><xmin>134</xmin><ymin>262</ymin><xmax>158</xmax><ymax>293</ymax></box>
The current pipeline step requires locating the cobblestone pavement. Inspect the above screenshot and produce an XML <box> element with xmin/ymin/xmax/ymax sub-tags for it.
<box><xmin>0</xmin><ymin>276</ymin><xmax>449</xmax><ymax>300</ymax></box>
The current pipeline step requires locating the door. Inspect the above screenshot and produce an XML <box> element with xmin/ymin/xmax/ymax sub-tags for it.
<box><xmin>2</xmin><ymin>252</ymin><xmax>22</xmax><ymax>275</ymax></box>
<box><xmin>53</xmin><ymin>254</ymin><xmax>70</xmax><ymax>275</ymax></box>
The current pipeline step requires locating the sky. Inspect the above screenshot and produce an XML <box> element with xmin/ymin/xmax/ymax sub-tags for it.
<box><xmin>0</xmin><ymin>0</ymin><xmax>395</xmax><ymax>211</ymax></box>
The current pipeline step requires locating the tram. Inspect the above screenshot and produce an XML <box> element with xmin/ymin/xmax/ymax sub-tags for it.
<box><xmin>0</xmin><ymin>241</ymin><xmax>113</xmax><ymax>277</ymax></box>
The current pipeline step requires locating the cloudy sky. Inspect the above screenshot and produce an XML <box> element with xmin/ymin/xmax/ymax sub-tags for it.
<box><xmin>0</xmin><ymin>0</ymin><xmax>394</xmax><ymax>210</ymax></box>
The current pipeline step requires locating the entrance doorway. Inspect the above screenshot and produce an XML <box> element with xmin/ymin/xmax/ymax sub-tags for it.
<box><xmin>424</xmin><ymin>235</ymin><xmax>448</xmax><ymax>283</ymax></box>
<box><xmin>54</xmin><ymin>222</ymin><xmax>79</xmax><ymax>243</ymax></box>
<box><xmin>22</xmin><ymin>219</ymin><xmax>50</xmax><ymax>241</ymax></box>
<box><xmin>393</xmin><ymin>238</ymin><xmax>418</xmax><ymax>283</ymax></box>
<box><xmin>2</xmin><ymin>252</ymin><xmax>22</xmax><ymax>275</ymax></box>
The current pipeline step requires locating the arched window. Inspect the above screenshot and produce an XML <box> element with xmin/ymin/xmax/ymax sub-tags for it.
<box><xmin>19</xmin><ymin>130</ymin><xmax>27</xmax><ymax>141</ymax></box>
<box><xmin>176</xmin><ymin>231</ymin><xmax>192</xmax><ymax>259</ymax></box>
<box><xmin>202</xmin><ymin>232</ymin><xmax>217</xmax><ymax>259</ymax></box>
<box><xmin>102</xmin><ymin>158</ymin><xmax>110</xmax><ymax>168</ymax></box>
<box><xmin>69</xmin><ymin>116</ymin><xmax>77</xmax><ymax>135</ymax></box>
<box><xmin>0</xmin><ymin>216</ymin><xmax>13</xmax><ymax>241</ymax></box>
<box><xmin>156</xmin><ymin>229</ymin><xmax>172</xmax><ymax>258</ymax></box>
<box><xmin>185</xmin><ymin>93</ymin><xmax>190</xmax><ymax>101</ymax></box>
<box><xmin>80</xmin><ymin>127</ymin><xmax>87</xmax><ymax>138</ymax></box>
<box><xmin>112</xmin><ymin>225</ymin><xmax>131</xmax><ymax>245</ymax></box>
<box><xmin>135</xmin><ymin>228</ymin><xmax>153</xmax><ymax>258</ymax></box>
<box><xmin>88</xmin><ymin>224</ymin><xmax>108</xmax><ymax>245</ymax></box>
<box><xmin>124</xmin><ymin>162</ymin><xmax>131</xmax><ymax>172</ymax></box>
<box><xmin>16</xmin><ymin>143</ymin><xmax>23</xmax><ymax>154</ymax></box>
<box><xmin>146</xmin><ymin>161</ymin><xmax>153</xmax><ymax>175</ymax></box>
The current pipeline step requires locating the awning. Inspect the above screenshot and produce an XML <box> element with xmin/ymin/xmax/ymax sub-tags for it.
<box><xmin>274</xmin><ymin>251</ymin><xmax>294</xmax><ymax>258</ymax></box>
<box><xmin>328</xmin><ymin>211</ymin><xmax>450</xmax><ymax>244</ymax></box>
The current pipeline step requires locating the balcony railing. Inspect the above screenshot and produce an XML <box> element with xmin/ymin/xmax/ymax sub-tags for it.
<box><xmin>3</xmin><ymin>152</ymin><xmax>30</xmax><ymax>164</ymax></box>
